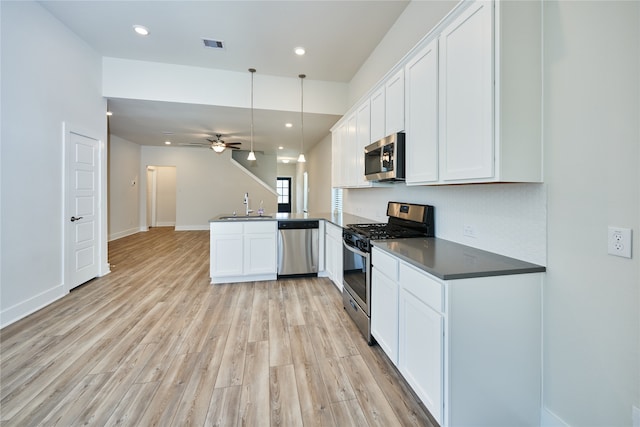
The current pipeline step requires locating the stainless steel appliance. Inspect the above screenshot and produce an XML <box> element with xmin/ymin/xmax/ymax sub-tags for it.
<box><xmin>342</xmin><ymin>202</ymin><xmax>435</xmax><ymax>344</ymax></box>
<box><xmin>277</xmin><ymin>220</ymin><xmax>319</xmax><ymax>276</ymax></box>
<box><xmin>364</xmin><ymin>133</ymin><xmax>406</xmax><ymax>182</ymax></box>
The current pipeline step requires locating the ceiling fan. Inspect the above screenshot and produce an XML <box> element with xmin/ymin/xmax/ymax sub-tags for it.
<box><xmin>179</xmin><ymin>134</ymin><xmax>242</xmax><ymax>153</ymax></box>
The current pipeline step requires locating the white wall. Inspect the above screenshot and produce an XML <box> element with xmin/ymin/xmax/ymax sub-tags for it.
<box><xmin>542</xmin><ymin>2</ymin><xmax>639</xmax><ymax>426</ymax></box>
<box><xmin>139</xmin><ymin>146</ymin><xmax>277</xmax><ymax>229</ymax></box>
<box><xmin>348</xmin><ymin>0</ymin><xmax>458</xmax><ymax>105</ymax></box>
<box><xmin>0</xmin><ymin>1</ymin><xmax>107</xmax><ymax>327</ymax></box>
<box><xmin>103</xmin><ymin>57</ymin><xmax>348</xmax><ymax>116</ymax></box>
<box><xmin>108</xmin><ymin>135</ymin><xmax>140</xmax><ymax>240</ymax></box>
<box><xmin>155</xmin><ymin>166</ymin><xmax>176</xmax><ymax>226</ymax></box>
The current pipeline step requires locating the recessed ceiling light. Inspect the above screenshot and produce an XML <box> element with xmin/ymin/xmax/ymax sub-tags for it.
<box><xmin>133</xmin><ymin>25</ymin><xmax>149</xmax><ymax>36</ymax></box>
<box><xmin>106</xmin><ymin>111</ymin><xmax>113</xmax><ymax>116</ymax></box>
<box><xmin>282</xmin><ymin>159</ymin><xmax>290</xmax><ymax>163</ymax></box>
<box><xmin>165</xmin><ymin>141</ymin><xmax>171</xmax><ymax>145</ymax></box>
<box><xmin>278</xmin><ymin>146</ymin><xmax>284</xmax><ymax>150</ymax></box>
<box><xmin>285</xmin><ymin>123</ymin><xmax>293</xmax><ymax>128</ymax></box>
<box><xmin>294</xmin><ymin>47</ymin><xmax>306</xmax><ymax>56</ymax></box>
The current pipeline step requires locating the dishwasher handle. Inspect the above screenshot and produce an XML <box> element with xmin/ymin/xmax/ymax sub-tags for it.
<box><xmin>278</xmin><ymin>220</ymin><xmax>319</xmax><ymax>230</ymax></box>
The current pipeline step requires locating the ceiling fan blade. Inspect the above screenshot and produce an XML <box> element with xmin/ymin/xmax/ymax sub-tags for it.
<box><xmin>225</xmin><ymin>142</ymin><xmax>242</xmax><ymax>146</ymax></box>
<box><xmin>229</xmin><ymin>146</ymin><xmax>240</xmax><ymax>149</ymax></box>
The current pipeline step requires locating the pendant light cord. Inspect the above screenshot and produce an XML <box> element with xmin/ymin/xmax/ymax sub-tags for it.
<box><xmin>250</xmin><ymin>68</ymin><xmax>255</xmax><ymax>154</ymax></box>
<box><xmin>299</xmin><ymin>74</ymin><xmax>306</xmax><ymax>159</ymax></box>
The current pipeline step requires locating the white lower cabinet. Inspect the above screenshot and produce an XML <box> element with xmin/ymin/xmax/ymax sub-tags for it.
<box><xmin>371</xmin><ymin>267</ymin><xmax>399</xmax><ymax>363</ymax></box>
<box><xmin>324</xmin><ymin>222</ymin><xmax>343</xmax><ymax>291</ymax></box>
<box><xmin>210</xmin><ymin>221</ymin><xmax>277</xmax><ymax>283</ymax></box>
<box><xmin>371</xmin><ymin>247</ymin><xmax>542</xmax><ymax>427</ymax></box>
<box><xmin>398</xmin><ymin>264</ymin><xmax>444</xmax><ymax>423</ymax></box>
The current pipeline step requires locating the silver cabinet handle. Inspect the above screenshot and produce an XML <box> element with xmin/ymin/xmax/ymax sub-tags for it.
<box><xmin>70</xmin><ymin>216</ymin><xmax>83</xmax><ymax>222</ymax></box>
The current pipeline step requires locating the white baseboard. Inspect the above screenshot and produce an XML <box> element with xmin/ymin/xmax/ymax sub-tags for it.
<box><xmin>109</xmin><ymin>227</ymin><xmax>140</xmax><ymax>241</ymax></box>
<box><xmin>156</xmin><ymin>221</ymin><xmax>176</xmax><ymax>227</ymax></box>
<box><xmin>175</xmin><ymin>225</ymin><xmax>209</xmax><ymax>231</ymax></box>
<box><xmin>541</xmin><ymin>407</ymin><xmax>570</xmax><ymax>427</ymax></box>
<box><xmin>0</xmin><ymin>284</ymin><xmax>66</xmax><ymax>329</ymax></box>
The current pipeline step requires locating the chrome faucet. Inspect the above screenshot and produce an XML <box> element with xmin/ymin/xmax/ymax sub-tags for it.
<box><xmin>244</xmin><ymin>192</ymin><xmax>253</xmax><ymax>216</ymax></box>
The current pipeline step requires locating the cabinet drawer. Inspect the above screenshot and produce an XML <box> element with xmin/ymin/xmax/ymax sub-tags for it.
<box><xmin>372</xmin><ymin>247</ymin><xmax>399</xmax><ymax>281</ymax></box>
<box><xmin>245</xmin><ymin>221</ymin><xmax>276</xmax><ymax>234</ymax></box>
<box><xmin>399</xmin><ymin>262</ymin><xmax>443</xmax><ymax>312</ymax></box>
<box><xmin>211</xmin><ymin>222</ymin><xmax>243</xmax><ymax>234</ymax></box>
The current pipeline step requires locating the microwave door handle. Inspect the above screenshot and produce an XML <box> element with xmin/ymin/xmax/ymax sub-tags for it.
<box><xmin>343</xmin><ymin>240</ymin><xmax>367</xmax><ymax>258</ymax></box>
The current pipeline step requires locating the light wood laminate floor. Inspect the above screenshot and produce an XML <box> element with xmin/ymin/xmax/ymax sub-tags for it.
<box><xmin>0</xmin><ymin>227</ymin><xmax>436</xmax><ymax>426</ymax></box>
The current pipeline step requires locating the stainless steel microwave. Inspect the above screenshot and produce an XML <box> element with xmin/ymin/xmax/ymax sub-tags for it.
<box><xmin>364</xmin><ymin>133</ymin><xmax>405</xmax><ymax>182</ymax></box>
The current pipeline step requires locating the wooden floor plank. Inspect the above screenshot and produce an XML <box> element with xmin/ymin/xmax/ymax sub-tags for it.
<box><xmin>238</xmin><ymin>340</ymin><xmax>271</xmax><ymax>427</ymax></box>
<box><xmin>269</xmin><ymin>364</ymin><xmax>304</xmax><ymax>427</ymax></box>
<box><xmin>0</xmin><ymin>228</ymin><xmax>435</xmax><ymax>427</ymax></box>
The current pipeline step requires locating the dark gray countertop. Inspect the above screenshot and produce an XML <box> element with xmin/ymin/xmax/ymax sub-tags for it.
<box><xmin>210</xmin><ymin>212</ymin><xmax>375</xmax><ymax>228</ymax></box>
<box><xmin>372</xmin><ymin>238</ymin><xmax>546</xmax><ymax>280</ymax></box>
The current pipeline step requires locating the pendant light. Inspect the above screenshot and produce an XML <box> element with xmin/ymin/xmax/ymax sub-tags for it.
<box><xmin>247</xmin><ymin>68</ymin><xmax>257</xmax><ymax>161</ymax></box>
<box><xmin>297</xmin><ymin>74</ymin><xmax>306</xmax><ymax>163</ymax></box>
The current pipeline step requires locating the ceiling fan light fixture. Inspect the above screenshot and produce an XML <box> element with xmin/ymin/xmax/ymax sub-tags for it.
<box><xmin>211</xmin><ymin>144</ymin><xmax>225</xmax><ymax>153</ymax></box>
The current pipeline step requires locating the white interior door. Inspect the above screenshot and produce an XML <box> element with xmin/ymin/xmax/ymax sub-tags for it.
<box><xmin>65</xmin><ymin>128</ymin><xmax>99</xmax><ymax>290</ymax></box>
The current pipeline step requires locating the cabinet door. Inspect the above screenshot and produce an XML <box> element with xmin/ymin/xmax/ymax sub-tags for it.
<box><xmin>405</xmin><ymin>39</ymin><xmax>439</xmax><ymax>184</ymax></box>
<box><xmin>371</xmin><ymin>267</ymin><xmax>399</xmax><ymax>364</ymax></box>
<box><xmin>370</xmin><ymin>87</ymin><xmax>385</xmax><ymax>143</ymax></box>
<box><xmin>210</xmin><ymin>233</ymin><xmax>243</xmax><ymax>277</ymax></box>
<box><xmin>244</xmin><ymin>233</ymin><xmax>276</xmax><ymax>275</ymax></box>
<box><xmin>345</xmin><ymin>112</ymin><xmax>358</xmax><ymax>187</ymax></box>
<box><xmin>385</xmin><ymin>69</ymin><xmax>405</xmax><ymax>135</ymax></box>
<box><xmin>439</xmin><ymin>0</ymin><xmax>493</xmax><ymax>181</ymax></box>
<box><xmin>399</xmin><ymin>287</ymin><xmax>443</xmax><ymax>424</ymax></box>
<box><xmin>355</xmin><ymin>100</ymin><xmax>372</xmax><ymax>187</ymax></box>
<box><xmin>331</xmin><ymin>123</ymin><xmax>346</xmax><ymax>188</ymax></box>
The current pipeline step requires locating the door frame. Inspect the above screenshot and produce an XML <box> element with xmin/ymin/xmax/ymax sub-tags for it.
<box><xmin>277</xmin><ymin>176</ymin><xmax>292</xmax><ymax>213</ymax></box>
<box><xmin>62</xmin><ymin>122</ymin><xmax>109</xmax><ymax>292</ymax></box>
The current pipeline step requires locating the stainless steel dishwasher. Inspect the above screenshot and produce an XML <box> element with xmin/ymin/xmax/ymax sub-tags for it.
<box><xmin>277</xmin><ymin>220</ymin><xmax>319</xmax><ymax>276</ymax></box>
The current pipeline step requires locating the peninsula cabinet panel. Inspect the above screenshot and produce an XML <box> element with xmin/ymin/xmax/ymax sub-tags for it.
<box><xmin>210</xmin><ymin>221</ymin><xmax>277</xmax><ymax>284</ymax></box>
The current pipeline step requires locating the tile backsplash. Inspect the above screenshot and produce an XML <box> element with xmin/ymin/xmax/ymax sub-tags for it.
<box><xmin>344</xmin><ymin>183</ymin><xmax>547</xmax><ymax>266</ymax></box>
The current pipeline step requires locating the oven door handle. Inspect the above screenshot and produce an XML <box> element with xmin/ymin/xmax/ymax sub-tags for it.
<box><xmin>343</xmin><ymin>239</ymin><xmax>368</xmax><ymax>258</ymax></box>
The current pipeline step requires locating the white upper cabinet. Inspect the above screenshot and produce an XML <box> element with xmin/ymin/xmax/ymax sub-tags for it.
<box><xmin>354</xmin><ymin>100</ymin><xmax>372</xmax><ymax>187</ymax></box>
<box><xmin>331</xmin><ymin>121</ymin><xmax>346</xmax><ymax>188</ymax></box>
<box><xmin>405</xmin><ymin>38</ymin><xmax>439</xmax><ymax>185</ymax></box>
<box><xmin>384</xmin><ymin>68</ymin><xmax>405</xmax><ymax>135</ymax></box>
<box><xmin>439</xmin><ymin>1</ymin><xmax>494</xmax><ymax>181</ymax></box>
<box><xmin>331</xmin><ymin>0</ymin><xmax>542</xmax><ymax>186</ymax></box>
<box><xmin>438</xmin><ymin>0</ymin><xmax>542</xmax><ymax>184</ymax></box>
<box><xmin>370</xmin><ymin>87</ymin><xmax>385</xmax><ymax>143</ymax></box>
<box><xmin>332</xmin><ymin>100</ymin><xmax>373</xmax><ymax>189</ymax></box>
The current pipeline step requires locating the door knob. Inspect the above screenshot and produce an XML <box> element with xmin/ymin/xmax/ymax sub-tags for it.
<box><xmin>70</xmin><ymin>216</ymin><xmax>83</xmax><ymax>222</ymax></box>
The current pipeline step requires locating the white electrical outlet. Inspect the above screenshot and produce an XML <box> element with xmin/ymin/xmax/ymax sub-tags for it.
<box><xmin>463</xmin><ymin>224</ymin><xmax>477</xmax><ymax>238</ymax></box>
<box><xmin>607</xmin><ymin>226</ymin><xmax>632</xmax><ymax>258</ymax></box>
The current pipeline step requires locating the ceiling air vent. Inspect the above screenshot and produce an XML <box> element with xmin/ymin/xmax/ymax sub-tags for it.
<box><xmin>203</xmin><ymin>38</ymin><xmax>225</xmax><ymax>49</ymax></box>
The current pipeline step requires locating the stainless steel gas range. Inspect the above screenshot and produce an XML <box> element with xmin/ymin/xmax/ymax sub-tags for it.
<box><xmin>342</xmin><ymin>202</ymin><xmax>435</xmax><ymax>344</ymax></box>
